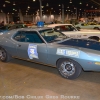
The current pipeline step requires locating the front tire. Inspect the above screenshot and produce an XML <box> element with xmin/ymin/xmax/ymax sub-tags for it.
<box><xmin>57</xmin><ymin>58</ymin><xmax>82</xmax><ymax>80</ymax></box>
<box><xmin>0</xmin><ymin>47</ymin><xmax>11</xmax><ymax>62</ymax></box>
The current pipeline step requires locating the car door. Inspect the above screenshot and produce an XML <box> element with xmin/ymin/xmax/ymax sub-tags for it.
<box><xmin>14</xmin><ymin>31</ymin><xmax>48</xmax><ymax>64</ymax></box>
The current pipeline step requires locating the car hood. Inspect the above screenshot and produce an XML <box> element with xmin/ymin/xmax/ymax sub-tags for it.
<box><xmin>57</xmin><ymin>38</ymin><xmax>100</xmax><ymax>51</ymax></box>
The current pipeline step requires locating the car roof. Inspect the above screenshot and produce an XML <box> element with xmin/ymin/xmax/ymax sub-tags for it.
<box><xmin>16</xmin><ymin>27</ymin><xmax>52</xmax><ymax>31</ymax></box>
<box><xmin>47</xmin><ymin>24</ymin><xmax>72</xmax><ymax>28</ymax></box>
<box><xmin>0</xmin><ymin>27</ymin><xmax>53</xmax><ymax>37</ymax></box>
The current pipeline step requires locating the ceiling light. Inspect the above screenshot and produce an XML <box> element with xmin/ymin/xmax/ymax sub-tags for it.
<box><xmin>86</xmin><ymin>4</ymin><xmax>88</xmax><ymax>6</ymax></box>
<box><xmin>33</xmin><ymin>0</ymin><xmax>35</xmax><ymax>1</ymax></box>
<box><xmin>42</xmin><ymin>6</ymin><xmax>44</xmax><ymax>8</ymax></box>
<box><xmin>69</xmin><ymin>0</ymin><xmax>72</xmax><ymax>3</ymax></box>
<box><xmin>28</xmin><ymin>6</ymin><xmax>30</xmax><ymax>9</ymax></box>
<box><xmin>3</xmin><ymin>4</ymin><xmax>6</xmax><ymax>7</ymax></box>
<box><xmin>46</xmin><ymin>3</ymin><xmax>49</xmax><ymax>6</ymax></box>
<box><xmin>13</xmin><ymin>2</ymin><xmax>16</xmax><ymax>5</ymax></box>
<box><xmin>91</xmin><ymin>6</ymin><xmax>93</xmax><ymax>8</ymax></box>
<box><xmin>79</xmin><ymin>2</ymin><xmax>82</xmax><ymax>4</ymax></box>
<box><xmin>1</xmin><ymin>10</ymin><xmax>3</xmax><ymax>12</ymax></box>
<box><xmin>5</xmin><ymin>0</ymin><xmax>10</xmax><ymax>3</ymax></box>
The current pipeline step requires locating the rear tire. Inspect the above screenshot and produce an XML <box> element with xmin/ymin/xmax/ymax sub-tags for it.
<box><xmin>0</xmin><ymin>47</ymin><xmax>11</xmax><ymax>62</ymax></box>
<box><xmin>57</xmin><ymin>58</ymin><xmax>82</xmax><ymax>80</ymax></box>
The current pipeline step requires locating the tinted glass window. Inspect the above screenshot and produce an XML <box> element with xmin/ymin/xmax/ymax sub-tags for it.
<box><xmin>13</xmin><ymin>31</ymin><xmax>44</xmax><ymax>43</ymax></box>
<box><xmin>89</xmin><ymin>23</ymin><xmax>96</xmax><ymax>25</ymax></box>
<box><xmin>13</xmin><ymin>31</ymin><xmax>25</xmax><ymax>41</ymax></box>
<box><xmin>55</xmin><ymin>25</ymin><xmax>77</xmax><ymax>31</ymax></box>
<box><xmin>25</xmin><ymin>31</ymin><xmax>43</xmax><ymax>43</ymax></box>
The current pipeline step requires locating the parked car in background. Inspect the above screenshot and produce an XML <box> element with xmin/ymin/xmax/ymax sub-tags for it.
<box><xmin>0</xmin><ymin>24</ymin><xmax>27</xmax><ymax>35</ymax></box>
<box><xmin>75</xmin><ymin>23</ymin><xmax>100</xmax><ymax>30</ymax></box>
<box><xmin>24</xmin><ymin>21</ymin><xmax>34</xmax><ymax>27</ymax></box>
<box><xmin>47</xmin><ymin>24</ymin><xmax>100</xmax><ymax>41</ymax></box>
<box><xmin>0</xmin><ymin>27</ymin><xmax>100</xmax><ymax>80</ymax></box>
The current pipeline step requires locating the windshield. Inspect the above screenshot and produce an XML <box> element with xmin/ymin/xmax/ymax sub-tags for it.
<box><xmin>39</xmin><ymin>29</ymin><xmax>67</xmax><ymax>43</ymax></box>
<box><xmin>55</xmin><ymin>25</ymin><xmax>77</xmax><ymax>31</ymax></box>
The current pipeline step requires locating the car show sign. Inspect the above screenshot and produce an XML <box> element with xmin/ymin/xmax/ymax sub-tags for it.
<box><xmin>28</xmin><ymin>44</ymin><xmax>38</xmax><ymax>59</ymax></box>
<box><xmin>56</xmin><ymin>48</ymin><xmax>80</xmax><ymax>58</ymax></box>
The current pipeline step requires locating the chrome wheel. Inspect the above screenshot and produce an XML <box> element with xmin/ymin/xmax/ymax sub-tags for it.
<box><xmin>59</xmin><ymin>61</ymin><xmax>75</xmax><ymax>77</ymax></box>
<box><xmin>0</xmin><ymin>49</ymin><xmax>6</xmax><ymax>60</ymax></box>
<box><xmin>57</xmin><ymin>59</ymin><xmax>82</xmax><ymax>79</ymax></box>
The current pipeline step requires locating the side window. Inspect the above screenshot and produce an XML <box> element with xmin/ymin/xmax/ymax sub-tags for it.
<box><xmin>81</xmin><ymin>24</ymin><xmax>84</xmax><ymax>26</ymax></box>
<box><xmin>13</xmin><ymin>31</ymin><xmax>26</xmax><ymax>42</ymax></box>
<box><xmin>13</xmin><ymin>31</ymin><xmax>44</xmax><ymax>43</ymax></box>
<box><xmin>60</xmin><ymin>26</ymin><xmax>66</xmax><ymax>31</ymax></box>
<box><xmin>25</xmin><ymin>31</ymin><xmax>44</xmax><ymax>43</ymax></box>
<box><xmin>90</xmin><ymin>23</ymin><xmax>96</xmax><ymax>25</ymax></box>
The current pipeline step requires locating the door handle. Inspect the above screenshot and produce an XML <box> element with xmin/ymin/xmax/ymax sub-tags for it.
<box><xmin>17</xmin><ymin>44</ymin><xmax>21</xmax><ymax>47</ymax></box>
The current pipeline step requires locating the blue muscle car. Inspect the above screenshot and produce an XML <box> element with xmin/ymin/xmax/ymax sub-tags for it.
<box><xmin>0</xmin><ymin>27</ymin><xmax>100</xmax><ymax>79</ymax></box>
